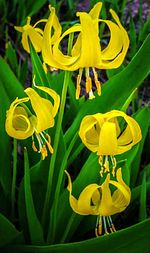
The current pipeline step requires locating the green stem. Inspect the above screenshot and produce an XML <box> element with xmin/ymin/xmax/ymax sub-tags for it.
<box><xmin>42</xmin><ymin>70</ymin><xmax>71</xmax><ymax>228</ymax></box>
<box><xmin>68</xmin><ymin>142</ymin><xmax>84</xmax><ymax>167</ymax></box>
<box><xmin>46</xmin><ymin>132</ymin><xmax>78</xmax><ymax>243</ymax></box>
<box><xmin>11</xmin><ymin>139</ymin><xmax>17</xmax><ymax>220</ymax></box>
<box><xmin>60</xmin><ymin>213</ymin><xmax>76</xmax><ymax>243</ymax></box>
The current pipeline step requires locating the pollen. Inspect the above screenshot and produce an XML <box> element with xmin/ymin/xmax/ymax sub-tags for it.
<box><xmin>95</xmin><ymin>216</ymin><xmax>116</xmax><ymax>237</ymax></box>
<box><xmin>98</xmin><ymin>155</ymin><xmax>117</xmax><ymax>177</ymax></box>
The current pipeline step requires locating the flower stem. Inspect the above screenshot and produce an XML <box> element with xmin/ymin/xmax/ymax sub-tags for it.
<box><xmin>42</xmin><ymin>70</ymin><xmax>71</xmax><ymax>229</ymax></box>
<box><xmin>42</xmin><ymin>32</ymin><xmax>74</xmax><ymax>233</ymax></box>
<box><xmin>46</xmin><ymin>132</ymin><xmax>78</xmax><ymax>243</ymax></box>
<box><xmin>11</xmin><ymin>139</ymin><xmax>17</xmax><ymax>220</ymax></box>
<box><xmin>60</xmin><ymin>213</ymin><xmax>76</xmax><ymax>243</ymax></box>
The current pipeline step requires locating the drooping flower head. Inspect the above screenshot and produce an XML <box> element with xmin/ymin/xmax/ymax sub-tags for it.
<box><xmin>79</xmin><ymin>110</ymin><xmax>142</xmax><ymax>176</ymax></box>
<box><xmin>5</xmin><ymin>85</ymin><xmax>60</xmax><ymax>159</ymax></box>
<box><xmin>15</xmin><ymin>17</ymin><xmax>48</xmax><ymax>53</ymax></box>
<box><xmin>65</xmin><ymin>168</ymin><xmax>131</xmax><ymax>236</ymax></box>
<box><xmin>42</xmin><ymin>2</ymin><xmax>129</xmax><ymax>99</ymax></box>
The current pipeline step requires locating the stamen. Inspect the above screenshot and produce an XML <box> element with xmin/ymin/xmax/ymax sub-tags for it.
<box><xmin>45</xmin><ymin>133</ymin><xmax>53</xmax><ymax>154</ymax></box>
<box><xmin>76</xmin><ymin>75</ymin><xmax>81</xmax><ymax>99</ymax></box>
<box><xmin>104</xmin><ymin>156</ymin><xmax>110</xmax><ymax>173</ymax></box>
<box><xmin>111</xmin><ymin>156</ymin><xmax>117</xmax><ymax>177</ymax></box>
<box><xmin>108</xmin><ymin>216</ymin><xmax>116</xmax><ymax>232</ymax></box>
<box><xmin>98</xmin><ymin>155</ymin><xmax>103</xmax><ymax>166</ymax></box>
<box><xmin>32</xmin><ymin>135</ymin><xmax>38</xmax><ymax>152</ymax></box>
<box><xmin>99</xmin><ymin>156</ymin><xmax>104</xmax><ymax>177</ymax></box>
<box><xmin>95</xmin><ymin>216</ymin><xmax>102</xmax><ymax>237</ymax></box>
<box><xmin>41</xmin><ymin>145</ymin><xmax>48</xmax><ymax>160</ymax></box>
<box><xmin>32</xmin><ymin>141</ymin><xmax>38</xmax><ymax>152</ymax></box>
<box><xmin>95</xmin><ymin>216</ymin><xmax>116</xmax><ymax>237</ymax></box>
<box><xmin>76</xmin><ymin>68</ymin><xmax>83</xmax><ymax>99</ymax></box>
<box><xmin>89</xmin><ymin>90</ymin><xmax>95</xmax><ymax>100</ymax></box>
<box><xmin>92</xmin><ymin>67</ymin><xmax>101</xmax><ymax>96</ymax></box>
<box><xmin>85</xmin><ymin>68</ymin><xmax>92</xmax><ymax>93</ymax></box>
<box><xmin>103</xmin><ymin>216</ymin><xmax>109</xmax><ymax>235</ymax></box>
<box><xmin>40</xmin><ymin>132</ymin><xmax>53</xmax><ymax>154</ymax></box>
<box><xmin>35</xmin><ymin>133</ymin><xmax>43</xmax><ymax>152</ymax></box>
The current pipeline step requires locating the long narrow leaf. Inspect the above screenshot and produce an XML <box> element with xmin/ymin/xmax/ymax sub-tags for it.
<box><xmin>23</xmin><ymin>149</ymin><xmax>44</xmax><ymax>245</ymax></box>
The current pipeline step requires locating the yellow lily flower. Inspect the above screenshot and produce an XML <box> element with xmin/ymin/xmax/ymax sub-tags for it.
<box><xmin>15</xmin><ymin>17</ymin><xmax>48</xmax><ymax>53</ymax></box>
<box><xmin>5</xmin><ymin>85</ymin><xmax>60</xmax><ymax>159</ymax></box>
<box><xmin>42</xmin><ymin>2</ymin><xmax>129</xmax><ymax>99</ymax></box>
<box><xmin>65</xmin><ymin>168</ymin><xmax>131</xmax><ymax>236</ymax></box>
<box><xmin>79</xmin><ymin>110</ymin><xmax>142</xmax><ymax>176</ymax></box>
<box><xmin>15</xmin><ymin>12</ymin><xmax>61</xmax><ymax>54</ymax></box>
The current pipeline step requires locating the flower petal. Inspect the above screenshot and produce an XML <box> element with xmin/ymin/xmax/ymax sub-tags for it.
<box><xmin>98</xmin><ymin>169</ymin><xmax>131</xmax><ymax>216</ymax></box>
<box><xmin>101</xmin><ymin>9</ymin><xmax>129</xmax><ymax>68</ymax></box>
<box><xmin>33</xmin><ymin>85</ymin><xmax>60</xmax><ymax>117</ymax></box>
<box><xmin>27</xmin><ymin>28</ymin><xmax>43</xmax><ymax>52</ymax></box>
<box><xmin>42</xmin><ymin>7</ymin><xmax>63</xmax><ymax>69</ymax></box>
<box><xmin>79</xmin><ymin>114</ymin><xmax>104</xmax><ymax>152</ymax></box>
<box><xmin>25</xmin><ymin>88</ymin><xmax>54</xmax><ymax>133</ymax></box>
<box><xmin>98</xmin><ymin>122</ymin><xmax>118</xmax><ymax>155</ymax></box>
<box><xmin>89</xmin><ymin>2</ymin><xmax>102</xmax><ymax>19</ymax></box>
<box><xmin>65</xmin><ymin>170</ymin><xmax>100</xmax><ymax>215</ymax></box>
<box><xmin>105</xmin><ymin>110</ymin><xmax>142</xmax><ymax>154</ymax></box>
<box><xmin>101</xmin><ymin>20</ymin><xmax>123</xmax><ymax>60</ymax></box>
<box><xmin>52</xmin><ymin>25</ymin><xmax>81</xmax><ymax>68</ymax></box>
<box><xmin>5</xmin><ymin>97</ymin><xmax>34</xmax><ymax>139</ymax></box>
<box><xmin>110</xmin><ymin>168</ymin><xmax>131</xmax><ymax>211</ymax></box>
<box><xmin>76</xmin><ymin>11</ymin><xmax>101</xmax><ymax>68</ymax></box>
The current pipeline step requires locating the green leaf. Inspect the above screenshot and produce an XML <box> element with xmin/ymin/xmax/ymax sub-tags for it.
<box><xmin>18</xmin><ymin>57</ymin><xmax>28</xmax><ymax>85</ymax></box>
<box><xmin>130</xmin><ymin>107</ymin><xmax>150</xmax><ymax>187</ymax></box>
<box><xmin>65</xmin><ymin>34</ymin><xmax>150</xmax><ymax>145</ymax></box>
<box><xmin>26</xmin><ymin>0</ymin><xmax>48</xmax><ymax>17</ymax></box>
<box><xmin>138</xmin><ymin>163</ymin><xmax>150</xmax><ymax>184</ymax></box>
<box><xmin>0</xmin><ymin>57</ymin><xmax>25</xmax><ymax>101</ymax></box>
<box><xmin>5</xmin><ymin>41</ymin><xmax>18</xmax><ymax>75</ymax></box>
<box><xmin>0</xmin><ymin>81</ymin><xmax>11</xmax><ymax>196</ymax></box>
<box><xmin>22</xmin><ymin>149</ymin><xmax>44</xmax><ymax>245</ymax></box>
<box><xmin>0</xmin><ymin>213</ymin><xmax>23</xmax><ymax>248</ymax></box>
<box><xmin>129</xmin><ymin>17</ymin><xmax>137</xmax><ymax>59</ymax></box>
<box><xmin>29</xmin><ymin>43</ymin><xmax>50</xmax><ymax>88</ymax></box>
<box><xmin>139</xmin><ymin>172</ymin><xmax>147</xmax><ymax>221</ymax></box>
<box><xmin>3</xmin><ymin>219</ymin><xmax>150</xmax><ymax>253</ymax></box>
<box><xmin>138</xmin><ymin>14</ymin><xmax>150</xmax><ymax>46</ymax></box>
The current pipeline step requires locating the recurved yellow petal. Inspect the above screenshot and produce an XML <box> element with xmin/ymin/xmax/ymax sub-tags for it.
<box><xmin>15</xmin><ymin>17</ymin><xmax>47</xmax><ymax>53</ymax></box>
<box><xmin>98</xmin><ymin>122</ymin><xmax>118</xmax><ymax>155</ymax></box>
<box><xmin>98</xmin><ymin>168</ymin><xmax>131</xmax><ymax>216</ymax></box>
<box><xmin>5</xmin><ymin>97</ymin><xmax>34</xmax><ymax>139</ymax></box>
<box><xmin>75</xmin><ymin>11</ymin><xmax>101</xmax><ymax>68</ymax></box>
<box><xmin>65</xmin><ymin>168</ymin><xmax>131</xmax><ymax>217</ymax></box>
<box><xmin>33</xmin><ymin>85</ymin><xmax>60</xmax><ymax>117</ymax></box>
<box><xmin>79</xmin><ymin>114</ymin><xmax>104</xmax><ymax>152</ymax></box>
<box><xmin>101</xmin><ymin>9</ymin><xmax>129</xmax><ymax>68</ymax></box>
<box><xmin>42</xmin><ymin>7</ymin><xmax>63</xmax><ymax>69</ymax></box>
<box><xmin>22</xmin><ymin>28</ymin><xmax>43</xmax><ymax>53</ymax></box>
<box><xmin>25</xmin><ymin>88</ymin><xmax>54</xmax><ymax>133</ymax></box>
<box><xmin>65</xmin><ymin>170</ymin><xmax>100</xmax><ymax>215</ymax></box>
<box><xmin>89</xmin><ymin>2</ymin><xmax>102</xmax><ymax>19</ymax></box>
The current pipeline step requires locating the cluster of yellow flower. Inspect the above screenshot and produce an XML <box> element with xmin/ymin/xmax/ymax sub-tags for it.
<box><xmin>6</xmin><ymin>2</ymin><xmax>142</xmax><ymax>236</ymax></box>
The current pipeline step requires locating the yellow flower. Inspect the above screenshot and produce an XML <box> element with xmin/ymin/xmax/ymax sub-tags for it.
<box><xmin>5</xmin><ymin>85</ymin><xmax>60</xmax><ymax>159</ymax></box>
<box><xmin>15</xmin><ymin>17</ymin><xmax>47</xmax><ymax>53</ymax></box>
<box><xmin>65</xmin><ymin>168</ymin><xmax>131</xmax><ymax>236</ymax></box>
<box><xmin>79</xmin><ymin>110</ymin><xmax>142</xmax><ymax>176</ymax></box>
<box><xmin>42</xmin><ymin>2</ymin><xmax>129</xmax><ymax>99</ymax></box>
<box><xmin>15</xmin><ymin>13</ymin><xmax>61</xmax><ymax>54</ymax></box>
